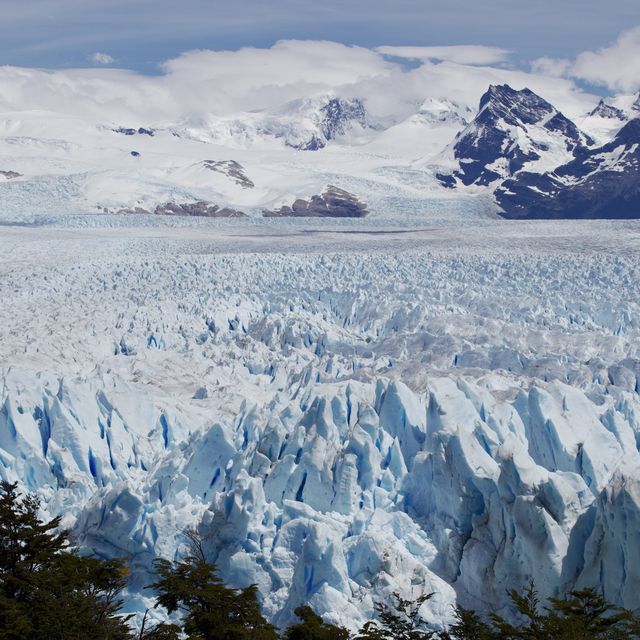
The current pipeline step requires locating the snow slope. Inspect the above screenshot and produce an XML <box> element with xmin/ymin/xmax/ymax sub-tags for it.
<box><xmin>1</xmin><ymin>219</ymin><xmax>640</xmax><ymax>630</ymax></box>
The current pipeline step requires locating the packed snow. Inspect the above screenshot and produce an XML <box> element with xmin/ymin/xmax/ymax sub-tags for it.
<box><xmin>1</xmin><ymin>217</ymin><xmax>640</xmax><ymax>630</ymax></box>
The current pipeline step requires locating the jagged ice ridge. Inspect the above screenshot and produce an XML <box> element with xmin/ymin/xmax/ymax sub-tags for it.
<box><xmin>1</xmin><ymin>224</ymin><xmax>640</xmax><ymax>630</ymax></box>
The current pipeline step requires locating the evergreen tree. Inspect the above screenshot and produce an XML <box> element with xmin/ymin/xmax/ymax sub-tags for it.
<box><xmin>139</xmin><ymin>622</ymin><xmax>182</xmax><ymax>640</ymax></box>
<box><xmin>356</xmin><ymin>592</ymin><xmax>436</xmax><ymax>640</ymax></box>
<box><xmin>488</xmin><ymin>583</ymin><xmax>640</xmax><ymax>640</ymax></box>
<box><xmin>150</xmin><ymin>554</ymin><xmax>278</xmax><ymax>640</ymax></box>
<box><xmin>284</xmin><ymin>605</ymin><xmax>350</xmax><ymax>640</ymax></box>
<box><xmin>545</xmin><ymin>588</ymin><xmax>638</xmax><ymax>640</ymax></box>
<box><xmin>488</xmin><ymin>582</ymin><xmax>545</xmax><ymax>640</ymax></box>
<box><xmin>0</xmin><ymin>481</ymin><xmax>132</xmax><ymax>640</ymax></box>
<box><xmin>440</xmin><ymin>605</ymin><xmax>494</xmax><ymax>640</ymax></box>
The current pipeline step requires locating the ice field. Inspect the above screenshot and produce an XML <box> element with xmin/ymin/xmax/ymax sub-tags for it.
<box><xmin>1</xmin><ymin>216</ymin><xmax>640</xmax><ymax>629</ymax></box>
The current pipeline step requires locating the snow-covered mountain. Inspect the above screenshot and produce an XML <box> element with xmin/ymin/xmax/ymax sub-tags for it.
<box><xmin>577</xmin><ymin>92</ymin><xmax>639</xmax><ymax>146</ymax></box>
<box><xmin>434</xmin><ymin>85</ymin><xmax>592</xmax><ymax>188</ymax></box>
<box><xmin>1</xmin><ymin>58</ymin><xmax>639</xmax><ymax>220</ymax></box>
<box><xmin>497</xmin><ymin>117</ymin><xmax>640</xmax><ymax>218</ymax></box>
<box><xmin>171</xmin><ymin>96</ymin><xmax>371</xmax><ymax>151</ymax></box>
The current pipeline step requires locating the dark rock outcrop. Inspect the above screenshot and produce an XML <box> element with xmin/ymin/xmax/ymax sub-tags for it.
<box><xmin>0</xmin><ymin>170</ymin><xmax>22</xmax><ymax>179</ymax></box>
<box><xmin>263</xmin><ymin>186</ymin><xmax>368</xmax><ymax>218</ymax></box>
<box><xmin>293</xmin><ymin>98</ymin><xmax>368</xmax><ymax>151</ymax></box>
<box><xmin>202</xmin><ymin>160</ymin><xmax>254</xmax><ymax>188</ymax></box>
<box><xmin>154</xmin><ymin>201</ymin><xmax>247</xmax><ymax>217</ymax></box>
<box><xmin>114</xmin><ymin>127</ymin><xmax>155</xmax><ymax>136</ymax></box>
<box><xmin>320</xmin><ymin>98</ymin><xmax>367</xmax><ymax>141</ymax></box>
<box><xmin>111</xmin><ymin>202</ymin><xmax>247</xmax><ymax>217</ymax></box>
<box><xmin>589</xmin><ymin>99</ymin><xmax>626</xmax><ymax>120</ymax></box>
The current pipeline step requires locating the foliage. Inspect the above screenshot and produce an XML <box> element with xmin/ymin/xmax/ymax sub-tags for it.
<box><xmin>149</xmin><ymin>554</ymin><xmax>278</xmax><ymax>640</ymax></box>
<box><xmin>355</xmin><ymin>592</ymin><xmax>436</xmax><ymax>640</ymax></box>
<box><xmin>284</xmin><ymin>605</ymin><xmax>350</xmax><ymax>640</ymax></box>
<box><xmin>3</xmin><ymin>481</ymin><xmax>640</xmax><ymax>640</ymax></box>
<box><xmin>486</xmin><ymin>582</ymin><xmax>640</xmax><ymax>640</ymax></box>
<box><xmin>440</xmin><ymin>606</ymin><xmax>494</xmax><ymax>640</ymax></box>
<box><xmin>0</xmin><ymin>481</ymin><xmax>131</xmax><ymax>640</ymax></box>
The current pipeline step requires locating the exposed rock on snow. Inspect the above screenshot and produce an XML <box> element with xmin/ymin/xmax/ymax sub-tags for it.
<box><xmin>589</xmin><ymin>99</ymin><xmax>626</xmax><ymax>121</ymax></box>
<box><xmin>109</xmin><ymin>201</ymin><xmax>247</xmax><ymax>217</ymax></box>
<box><xmin>0</xmin><ymin>170</ymin><xmax>22</xmax><ymax>179</ymax></box>
<box><xmin>263</xmin><ymin>186</ymin><xmax>368</xmax><ymax>218</ymax></box>
<box><xmin>154</xmin><ymin>201</ymin><xmax>247</xmax><ymax>217</ymax></box>
<box><xmin>202</xmin><ymin>160</ymin><xmax>255</xmax><ymax>188</ymax></box>
<box><xmin>293</xmin><ymin>97</ymin><xmax>369</xmax><ymax>151</ymax></box>
<box><xmin>436</xmin><ymin>84</ymin><xmax>591</xmax><ymax>188</ymax></box>
<box><xmin>114</xmin><ymin>127</ymin><xmax>155</xmax><ymax>136</ymax></box>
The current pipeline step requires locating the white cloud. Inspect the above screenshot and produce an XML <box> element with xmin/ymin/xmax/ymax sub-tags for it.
<box><xmin>571</xmin><ymin>25</ymin><xmax>640</xmax><ymax>92</ymax></box>
<box><xmin>89</xmin><ymin>51</ymin><xmax>115</xmax><ymax>65</ymax></box>
<box><xmin>530</xmin><ymin>56</ymin><xmax>571</xmax><ymax>78</ymax></box>
<box><xmin>532</xmin><ymin>25</ymin><xmax>640</xmax><ymax>93</ymax></box>
<box><xmin>160</xmin><ymin>40</ymin><xmax>396</xmax><ymax>114</ymax></box>
<box><xmin>0</xmin><ymin>39</ymin><xmax>596</xmax><ymax>127</ymax></box>
<box><xmin>376</xmin><ymin>45</ymin><xmax>511</xmax><ymax>66</ymax></box>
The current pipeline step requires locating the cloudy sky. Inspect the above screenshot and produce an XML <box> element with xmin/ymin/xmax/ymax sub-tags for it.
<box><xmin>2</xmin><ymin>0</ymin><xmax>639</xmax><ymax>76</ymax></box>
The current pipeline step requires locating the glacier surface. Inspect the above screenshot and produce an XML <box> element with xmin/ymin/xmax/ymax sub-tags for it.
<box><xmin>1</xmin><ymin>219</ymin><xmax>640</xmax><ymax>629</ymax></box>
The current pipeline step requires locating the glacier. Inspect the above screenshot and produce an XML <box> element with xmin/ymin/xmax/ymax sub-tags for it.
<box><xmin>1</xmin><ymin>219</ymin><xmax>640</xmax><ymax>630</ymax></box>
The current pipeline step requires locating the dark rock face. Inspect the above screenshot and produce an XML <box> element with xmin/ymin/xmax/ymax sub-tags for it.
<box><xmin>440</xmin><ymin>85</ymin><xmax>590</xmax><ymax>187</ymax></box>
<box><xmin>294</xmin><ymin>98</ymin><xmax>368</xmax><ymax>151</ymax></box>
<box><xmin>263</xmin><ymin>186</ymin><xmax>369</xmax><ymax>218</ymax></box>
<box><xmin>112</xmin><ymin>202</ymin><xmax>247</xmax><ymax>217</ymax></box>
<box><xmin>298</xmin><ymin>135</ymin><xmax>325</xmax><ymax>151</ymax></box>
<box><xmin>154</xmin><ymin>201</ymin><xmax>247</xmax><ymax>217</ymax></box>
<box><xmin>0</xmin><ymin>170</ymin><xmax>22</xmax><ymax>179</ymax></box>
<box><xmin>115</xmin><ymin>127</ymin><xmax>155</xmax><ymax>136</ymax></box>
<box><xmin>497</xmin><ymin>118</ymin><xmax>640</xmax><ymax>219</ymax></box>
<box><xmin>589</xmin><ymin>99</ymin><xmax>626</xmax><ymax>120</ymax></box>
<box><xmin>130</xmin><ymin>151</ymin><xmax>140</xmax><ymax>157</ymax></box>
<box><xmin>320</xmin><ymin>98</ymin><xmax>367</xmax><ymax>141</ymax></box>
<box><xmin>202</xmin><ymin>160</ymin><xmax>254</xmax><ymax>188</ymax></box>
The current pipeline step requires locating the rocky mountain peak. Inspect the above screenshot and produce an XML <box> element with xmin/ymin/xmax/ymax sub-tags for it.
<box><xmin>589</xmin><ymin>99</ymin><xmax>626</xmax><ymax>120</ymax></box>
<box><xmin>438</xmin><ymin>85</ymin><xmax>590</xmax><ymax>187</ymax></box>
<box><xmin>295</xmin><ymin>97</ymin><xmax>368</xmax><ymax>150</ymax></box>
<box><xmin>320</xmin><ymin>97</ymin><xmax>367</xmax><ymax>140</ymax></box>
<box><xmin>478</xmin><ymin>84</ymin><xmax>554</xmax><ymax>125</ymax></box>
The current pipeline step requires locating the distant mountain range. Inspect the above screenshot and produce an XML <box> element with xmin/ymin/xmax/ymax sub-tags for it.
<box><xmin>1</xmin><ymin>80</ymin><xmax>639</xmax><ymax>220</ymax></box>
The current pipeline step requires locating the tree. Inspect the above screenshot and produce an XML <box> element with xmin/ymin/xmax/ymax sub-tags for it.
<box><xmin>488</xmin><ymin>583</ymin><xmax>640</xmax><ymax>640</ymax></box>
<box><xmin>284</xmin><ymin>605</ymin><xmax>350</xmax><ymax>640</ymax></box>
<box><xmin>139</xmin><ymin>622</ymin><xmax>182</xmax><ymax>640</ymax></box>
<box><xmin>440</xmin><ymin>606</ymin><xmax>494</xmax><ymax>640</ymax></box>
<box><xmin>150</xmin><ymin>554</ymin><xmax>278</xmax><ymax>640</ymax></box>
<box><xmin>545</xmin><ymin>588</ymin><xmax>637</xmax><ymax>640</ymax></box>
<box><xmin>0</xmin><ymin>481</ymin><xmax>132</xmax><ymax>640</ymax></box>
<box><xmin>356</xmin><ymin>592</ymin><xmax>436</xmax><ymax>640</ymax></box>
<box><xmin>488</xmin><ymin>582</ymin><xmax>545</xmax><ymax>640</ymax></box>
